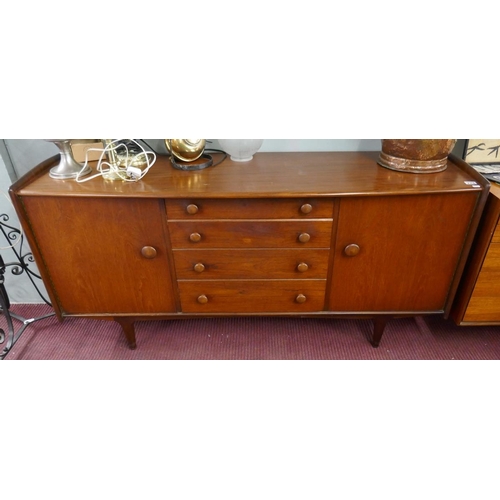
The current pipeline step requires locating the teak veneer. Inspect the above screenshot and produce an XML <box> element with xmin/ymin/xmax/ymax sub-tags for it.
<box><xmin>10</xmin><ymin>151</ymin><xmax>489</xmax><ymax>349</ymax></box>
<box><xmin>451</xmin><ymin>182</ymin><xmax>500</xmax><ymax>324</ymax></box>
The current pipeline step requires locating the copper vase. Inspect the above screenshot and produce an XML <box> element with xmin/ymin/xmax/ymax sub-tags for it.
<box><xmin>378</xmin><ymin>139</ymin><xmax>457</xmax><ymax>173</ymax></box>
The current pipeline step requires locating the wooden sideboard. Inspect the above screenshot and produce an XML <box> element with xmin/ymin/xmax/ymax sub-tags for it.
<box><xmin>451</xmin><ymin>182</ymin><xmax>500</xmax><ymax>324</ymax></box>
<box><xmin>9</xmin><ymin>151</ymin><xmax>489</xmax><ymax>349</ymax></box>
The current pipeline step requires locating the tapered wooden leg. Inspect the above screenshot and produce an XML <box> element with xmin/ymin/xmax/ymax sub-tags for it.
<box><xmin>114</xmin><ymin>317</ymin><xmax>137</xmax><ymax>349</ymax></box>
<box><xmin>371</xmin><ymin>316</ymin><xmax>391</xmax><ymax>348</ymax></box>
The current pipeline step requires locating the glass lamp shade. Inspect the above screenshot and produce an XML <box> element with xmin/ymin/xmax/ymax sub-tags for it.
<box><xmin>218</xmin><ymin>139</ymin><xmax>263</xmax><ymax>162</ymax></box>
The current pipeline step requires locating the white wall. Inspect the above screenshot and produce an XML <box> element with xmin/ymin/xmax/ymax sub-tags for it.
<box><xmin>127</xmin><ymin>139</ymin><xmax>384</xmax><ymax>161</ymax></box>
<box><xmin>3</xmin><ymin>139</ymin><xmax>59</xmax><ymax>179</ymax></box>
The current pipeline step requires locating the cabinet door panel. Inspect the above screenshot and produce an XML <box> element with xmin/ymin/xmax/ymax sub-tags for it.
<box><xmin>328</xmin><ymin>193</ymin><xmax>477</xmax><ymax>312</ymax></box>
<box><xmin>22</xmin><ymin>196</ymin><xmax>177</xmax><ymax>314</ymax></box>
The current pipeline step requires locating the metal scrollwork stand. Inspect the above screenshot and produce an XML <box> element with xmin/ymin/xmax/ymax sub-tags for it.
<box><xmin>0</xmin><ymin>213</ymin><xmax>55</xmax><ymax>360</ymax></box>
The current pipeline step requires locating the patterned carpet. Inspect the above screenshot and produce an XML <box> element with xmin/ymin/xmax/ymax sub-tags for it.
<box><xmin>2</xmin><ymin>304</ymin><xmax>500</xmax><ymax>360</ymax></box>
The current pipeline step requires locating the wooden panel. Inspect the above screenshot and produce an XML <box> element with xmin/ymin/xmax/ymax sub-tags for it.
<box><xmin>20</xmin><ymin>196</ymin><xmax>177</xmax><ymax>314</ymax></box>
<box><xmin>450</xmin><ymin>186</ymin><xmax>500</xmax><ymax>323</ymax></box>
<box><xmin>178</xmin><ymin>280</ymin><xmax>327</xmax><ymax>313</ymax></box>
<box><xmin>491</xmin><ymin>223</ymin><xmax>500</xmax><ymax>243</ymax></box>
<box><xmin>173</xmin><ymin>248</ymin><xmax>330</xmax><ymax>279</ymax></box>
<box><xmin>166</xmin><ymin>198</ymin><xmax>334</xmax><ymax>219</ymax></box>
<box><xmin>464</xmin><ymin>241</ymin><xmax>500</xmax><ymax>286</ymax></box>
<box><xmin>329</xmin><ymin>192</ymin><xmax>477</xmax><ymax>312</ymax></box>
<box><xmin>168</xmin><ymin>220</ymin><xmax>333</xmax><ymax>249</ymax></box>
<box><xmin>463</xmin><ymin>243</ymin><xmax>500</xmax><ymax>321</ymax></box>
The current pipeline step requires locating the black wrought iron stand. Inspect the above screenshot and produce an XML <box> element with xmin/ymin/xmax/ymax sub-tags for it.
<box><xmin>0</xmin><ymin>213</ymin><xmax>55</xmax><ymax>360</ymax></box>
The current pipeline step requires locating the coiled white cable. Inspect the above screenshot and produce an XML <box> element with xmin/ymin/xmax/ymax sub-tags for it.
<box><xmin>75</xmin><ymin>139</ymin><xmax>156</xmax><ymax>183</ymax></box>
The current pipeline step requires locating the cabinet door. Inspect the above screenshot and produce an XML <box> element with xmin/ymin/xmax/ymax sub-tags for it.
<box><xmin>21</xmin><ymin>196</ymin><xmax>177</xmax><ymax>314</ymax></box>
<box><xmin>328</xmin><ymin>193</ymin><xmax>477</xmax><ymax>312</ymax></box>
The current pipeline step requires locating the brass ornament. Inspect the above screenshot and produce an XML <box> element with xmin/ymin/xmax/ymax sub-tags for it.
<box><xmin>165</xmin><ymin>139</ymin><xmax>206</xmax><ymax>162</ymax></box>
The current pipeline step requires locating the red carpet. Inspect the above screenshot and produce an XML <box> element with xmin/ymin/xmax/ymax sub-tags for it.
<box><xmin>2</xmin><ymin>304</ymin><xmax>500</xmax><ymax>360</ymax></box>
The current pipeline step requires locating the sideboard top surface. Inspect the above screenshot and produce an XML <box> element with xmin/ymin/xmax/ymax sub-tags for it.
<box><xmin>13</xmin><ymin>151</ymin><xmax>484</xmax><ymax>199</ymax></box>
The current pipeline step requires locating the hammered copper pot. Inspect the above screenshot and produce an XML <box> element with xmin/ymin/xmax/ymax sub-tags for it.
<box><xmin>378</xmin><ymin>139</ymin><xmax>457</xmax><ymax>173</ymax></box>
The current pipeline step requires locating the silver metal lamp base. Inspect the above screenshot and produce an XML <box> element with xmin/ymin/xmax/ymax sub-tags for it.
<box><xmin>46</xmin><ymin>139</ymin><xmax>92</xmax><ymax>179</ymax></box>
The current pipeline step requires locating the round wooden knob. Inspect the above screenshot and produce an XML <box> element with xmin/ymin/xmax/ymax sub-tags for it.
<box><xmin>197</xmin><ymin>294</ymin><xmax>208</xmax><ymax>304</ymax></box>
<box><xmin>295</xmin><ymin>294</ymin><xmax>307</xmax><ymax>304</ymax></box>
<box><xmin>189</xmin><ymin>232</ymin><xmax>202</xmax><ymax>242</ymax></box>
<box><xmin>186</xmin><ymin>204</ymin><xmax>199</xmax><ymax>215</ymax></box>
<box><xmin>141</xmin><ymin>246</ymin><xmax>157</xmax><ymax>259</ymax></box>
<box><xmin>298</xmin><ymin>233</ymin><xmax>311</xmax><ymax>243</ymax></box>
<box><xmin>194</xmin><ymin>262</ymin><xmax>205</xmax><ymax>273</ymax></box>
<box><xmin>344</xmin><ymin>243</ymin><xmax>360</xmax><ymax>256</ymax></box>
<box><xmin>297</xmin><ymin>262</ymin><xmax>309</xmax><ymax>272</ymax></box>
<box><xmin>300</xmin><ymin>203</ymin><xmax>313</xmax><ymax>214</ymax></box>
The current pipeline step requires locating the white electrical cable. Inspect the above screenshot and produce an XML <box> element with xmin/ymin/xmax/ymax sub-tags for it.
<box><xmin>0</xmin><ymin>140</ymin><xmax>155</xmax><ymax>249</ymax></box>
<box><xmin>75</xmin><ymin>139</ymin><xmax>157</xmax><ymax>183</ymax></box>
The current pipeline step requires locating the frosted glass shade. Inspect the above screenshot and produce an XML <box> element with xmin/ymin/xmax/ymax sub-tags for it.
<box><xmin>219</xmin><ymin>139</ymin><xmax>263</xmax><ymax>162</ymax></box>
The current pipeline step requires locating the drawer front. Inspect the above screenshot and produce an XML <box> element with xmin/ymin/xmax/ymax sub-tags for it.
<box><xmin>168</xmin><ymin>220</ymin><xmax>333</xmax><ymax>249</ymax></box>
<box><xmin>178</xmin><ymin>280</ymin><xmax>327</xmax><ymax>313</ymax></box>
<box><xmin>166</xmin><ymin>198</ymin><xmax>334</xmax><ymax>220</ymax></box>
<box><xmin>173</xmin><ymin>249</ymin><xmax>330</xmax><ymax>279</ymax></box>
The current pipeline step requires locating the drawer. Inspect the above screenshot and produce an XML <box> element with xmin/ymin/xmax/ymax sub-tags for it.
<box><xmin>173</xmin><ymin>248</ymin><xmax>330</xmax><ymax>279</ymax></box>
<box><xmin>166</xmin><ymin>198</ymin><xmax>334</xmax><ymax>219</ymax></box>
<box><xmin>178</xmin><ymin>280</ymin><xmax>327</xmax><ymax>313</ymax></box>
<box><xmin>168</xmin><ymin>220</ymin><xmax>333</xmax><ymax>248</ymax></box>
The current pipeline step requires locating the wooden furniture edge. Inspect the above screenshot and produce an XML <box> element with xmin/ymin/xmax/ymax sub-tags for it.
<box><xmin>449</xmin><ymin>181</ymin><xmax>500</xmax><ymax>324</ymax></box>
<box><xmin>8</xmin><ymin>155</ymin><xmax>64</xmax><ymax>320</ymax></box>
<box><xmin>443</xmin><ymin>154</ymin><xmax>490</xmax><ymax>318</ymax></box>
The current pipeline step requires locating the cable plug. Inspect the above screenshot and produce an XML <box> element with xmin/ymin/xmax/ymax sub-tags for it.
<box><xmin>126</xmin><ymin>166</ymin><xmax>142</xmax><ymax>180</ymax></box>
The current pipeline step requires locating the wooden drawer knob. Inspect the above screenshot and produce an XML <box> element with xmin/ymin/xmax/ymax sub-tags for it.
<box><xmin>344</xmin><ymin>243</ymin><xmax>360</xmax><ymax>256</ymax></box>
<box><xmin>189</xmin><ymin>232</ymin><xmax>202</xmax><ymax>243</ymax></box>
<box><xmin>300</xmin><ymin>203</ymin><xmax>313</xmax><ymax>214</ymax></box>
<box><xmin>186</xmin><ymin>204</ymin><xmax>199</xmax><ymax>215</ymax></box>
<box><xmin>193</xmin><ymin>262</ymin><xmax>205</xmax><ymax>273</ymax></box>
<box><xmin>197</xmin><ymin>294</ymin><xmax>208</xmax><ymax>304</ymax></box>
<box><xmin>295</xmin><ymin>294</ymin><xmax>307</xmax><ymax>304</ymax></box>
<box><xmin>141</xmin><ymin>246</ymin><xmax>157</xmax><ymax>259</ymax></box>
<box><xmin>297</xmin><ymin>262</ymin><xmax>309</xmax><ymax>272</ymax></box>
<box><xmin>298</xmin><ymin>232</ymin><xmax>311</xmax><ymax>243</ymax></box>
